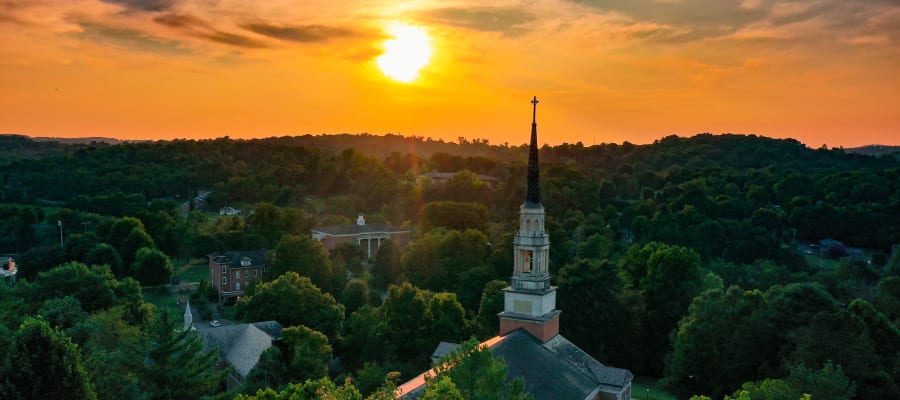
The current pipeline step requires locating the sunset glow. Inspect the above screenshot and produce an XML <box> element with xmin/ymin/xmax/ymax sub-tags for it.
<box><xmin>376</xmin><ymin>23</ymin><xmax>433</xmax><ymax>83</ymax></box>
<box><xmin>0</xmin><ymin>0</ymin><xmax>897</xmax><ymax>146</ymax></box>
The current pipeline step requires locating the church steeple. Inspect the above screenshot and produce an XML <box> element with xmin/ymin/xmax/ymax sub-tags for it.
<box><xmin>498</xmin><ymin>96</ymin><xmax>560</xmax><ymax>342</ymax></box>
<box><xmin>525</xmin><ymin>96</ymin><xmax>541</xmax><ymax>207</ymax></box>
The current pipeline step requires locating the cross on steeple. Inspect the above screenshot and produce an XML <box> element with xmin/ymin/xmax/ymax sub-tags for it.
<box><xmin>525</xmin><ymin>96</ymin><xmax>541</xmax><ymax>206</ymax></box>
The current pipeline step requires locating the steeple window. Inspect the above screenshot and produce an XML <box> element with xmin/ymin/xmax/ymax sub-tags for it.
<box><xmin>521</xmin><ymin>250</ymin><xmax>533</xmax><ymax>273</ymax></box>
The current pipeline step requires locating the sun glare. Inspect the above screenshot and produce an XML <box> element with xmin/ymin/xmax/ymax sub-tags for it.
<box><xmin>376</xmin><ymin>23</ymin><xmax>433</xmax><ymax>83</ymax></box>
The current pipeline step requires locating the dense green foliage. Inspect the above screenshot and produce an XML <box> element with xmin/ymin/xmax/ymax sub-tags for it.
<box><xmin>1</xmin><ymin>133</ymin><xmax>898</xmax><ymax>399</ymax></box>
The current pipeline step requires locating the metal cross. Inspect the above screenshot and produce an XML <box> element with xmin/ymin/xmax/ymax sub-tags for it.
<box><xmin>531</xmin><ymin>96</ymin><xmax>539</xmax><ymax>123</ymax></box>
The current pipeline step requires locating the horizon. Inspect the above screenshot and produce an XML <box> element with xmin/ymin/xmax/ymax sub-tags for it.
<box><xmin>8</xmin><ymin>131</ymin><xmax>899</xmax><ymax>150</ymax></box>
<box><xmin>1</xmin><ymin>1</ymin><xmax>898</xmax><ymax>147</ymax></box>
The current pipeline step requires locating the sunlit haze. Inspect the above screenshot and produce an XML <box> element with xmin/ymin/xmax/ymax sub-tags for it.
<box><xmin>376</xmin><ymin>23</ymin><xmax>433</xmax><ymax>83</ymax></box>
<box><xmin>0</xmin><ymin>0</ymin><xmax>897</xmax><ymax>147</ymax></box>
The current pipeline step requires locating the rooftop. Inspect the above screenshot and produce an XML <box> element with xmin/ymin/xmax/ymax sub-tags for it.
<box><xmin>208</xmin><ymin>250</ymin><xmax>267</xmax><ymax>267</ymax></box>
<box><xmin>312</xmin><ymin>222</ymin><xmax>409</xmax><ymax>236</ymax></box>
<box><xmin>399</xmin><ymin>330</ymin><xmax>631</xmax><ymax>400</ymax></box>
<box><xmin>200</xmin><ymin>321</ymin><xmax>283</xmax><ymax>379</ymax></box>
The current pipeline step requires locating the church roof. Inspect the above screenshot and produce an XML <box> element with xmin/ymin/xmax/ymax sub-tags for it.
<box><xmin>398</xmin><ymin>330</ymin><xmax>632</xmax><ymax>400</ymax></box>
<box><xmin>201</xmin><ymin>321</ymin><xmax>283</xmax><ymax>379</ymax></box>
<box><xmin>312</xmin><ymin>222</ymin><xmax>409</xmax><ymax>236</ymax></box>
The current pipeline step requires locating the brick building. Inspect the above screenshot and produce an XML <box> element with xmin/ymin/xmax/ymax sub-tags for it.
<box><xmin>208</xmin><ymin>250</ymin><xmax>267</xmax><ymax>301</ymax></box>
<box><xmin>311</xmin><ymin>214</ymin><xmax>411</xmax><ymax>259</ymax></box>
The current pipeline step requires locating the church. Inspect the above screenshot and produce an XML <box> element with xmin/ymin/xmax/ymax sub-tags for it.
<box><xmin>398</xmin><ymin>97</ymin><xmax>633</xmax><ymax>400</ymax></box>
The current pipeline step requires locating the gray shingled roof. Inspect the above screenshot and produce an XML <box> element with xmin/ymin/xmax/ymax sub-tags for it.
<box><xmin>208</xmin><ymin>250</ymin><xmax>267</xmax><ymax>267</ymax></box>
<box><xmin>400</xmin><ymin>330</ymin><xmax>632</xmax><ymax>400</ymax></box>
<box><xmin>431</xmin><ymin>342</ymin><xmax>460</xmax><ymax>361</ymax></box>
<box><xmin>201</xmin><ymin>321</ymin><xmax>282</xmax><ymax>379</ymax></box>
<box><xmin>312</xmin><ymin>223</ymin><xmax>408</xmax><ymax>236</ymax></box>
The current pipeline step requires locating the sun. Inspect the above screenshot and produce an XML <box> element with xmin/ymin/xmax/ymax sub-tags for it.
<box><xmin>376</xmin><ymin>23</ymin><xmax>433</xmax><ymax>83</ymax></box>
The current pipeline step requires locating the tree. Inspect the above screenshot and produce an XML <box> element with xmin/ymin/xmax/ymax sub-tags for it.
<box><xmin>641</xmin><ymin>244</ymin><xmax>703</xmax><ymax>372</ymax></box>
<box><xmin>338</xmin><ymin>306</ymin><xmax>384</xmax><ymax>372</ymax></box>
<box><xmin>131</xmin><ymin>247</ymin><xmax>173</xmax><ymax>286</ymax></box>
<box><xmin>663</xmin><ymin>286</ymin><xmax>774</xmax><ymax>398</ymax></box>
<box><xmin>421</xmin><ymin>375</ymin><xmax>464</xmax><ymax>400</ymax></box>
<box><xmin>142</xmin><ymin>310</ymin><xmax>227</xmax><ymax>400</ymax></box>
<box><xmin>242</xmin><ymin>346</ymin><xmax>291</xmax><ymax>393</ymax></box>
<box><xmin>372</xmin><ymin>239</ymin><xmax>401</xmax><ymax>289</ymax></box>
<box><xmin>475</xmin><ymin>280</ymin><xmax>507</xmax><ymax>339</ymax></box>
<box><xmin>428</xmin><ymin>338</ymin><xmax>532</xmax><ymax>400</ymax></box>
<box><xmin>283</xmin><ymin>325</ymin><xmax>333</xmax><ymax>384</ymax></box>
<box><xmin>235</xmin><ymin>272</ymin><xmax>344</xmax><ymax>339</ymax></box>
<box><xmin>556</xmin><ymin>259</ymin><xmax>628</xmax><ymax>365</ymax></box>
<box><xmin>234</xmin><ymin>377</ymin><xmax>363</xmax><ymax>400</ymax></box>
<box><xmin>425</xmin><ymin>292</ymin><xmax>469</xmax><ymax>348</ymax></box>
<box><xmin>1</xmin><ymin>318</ymin><xmax>97</xmax><ymax>400</ymax></box>
<box><xmin>120</xmin><ymin>227</ymin><xmax>155</xmax><ymax>267</ymax></box>
<box><xmin>270</xmin><ymin>234</ymin><xmax>334</xmax><ymax>293</ymax></box>
<box><xmin>32</xmin><ymin>262</ymin><xmax>118</xmax><ymax>313</ymax></box>
<box><xmin>422</xmin><ymin>201</ymin><xmax>489</xmax><ymax>232</ymax></box>
<box><xmin>85</xmin><ymin>243</ymin><xmax>125</xmax><ymax>277</ymax></box>
<box><xmin>77</xmin><ymin>308</ymin><xmax>151</xmax><ymax>400</ymax></box>
<box><xmin>377</xmin><ymin>282</ymin><xmax>431</xmax><ymax>376</ymax></box>
<box><xmin>341</xmin><ymin>279</ymin><xmax>371</xmax><ymax>316</ymax></box>
<box><xmin>39</xmin><ymin>295</ymin><xmax>88</xmax><ymax>332</ymax></box>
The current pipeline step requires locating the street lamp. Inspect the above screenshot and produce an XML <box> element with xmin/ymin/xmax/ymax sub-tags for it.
<box><xmin>645</xmin><ymin>388</ymin><xmax>650</xmax><ymax>400</ymax></box>
<box><xmin>57</xmin><ymin>220</ymin><xmax>63</xmax><ymax>247</ymax></box>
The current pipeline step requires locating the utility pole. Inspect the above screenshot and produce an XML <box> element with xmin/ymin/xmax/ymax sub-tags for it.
<box><xmin>57</xmin><ymin>220</ymin><xmax>64</xmax><ymax>247</ymax></box>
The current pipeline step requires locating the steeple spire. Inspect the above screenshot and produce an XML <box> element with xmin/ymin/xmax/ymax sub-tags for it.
<box><xmin>498</xmin><ymin>95</ymin><xmax>558</xmax><ymax>342</ymax></box>
<box><xmin>525</xmin><ymin>96</ymin><xmax>541</xmax><ymax>207</ymax></box>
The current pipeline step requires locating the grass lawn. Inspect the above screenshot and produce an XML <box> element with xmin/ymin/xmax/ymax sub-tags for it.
<box><xmin>142</xmin><ymin>287</ymin><xmax>182</xmax><ymax>317</ymax></box>
<box><xmin>631</xmin><ymin>376</ymin><xmax>676</xmax><ymax>400</ymax></box>
<box><xmin>174</xmin><ymin>258</ymin><xmax>209</xmax><ymax>283</ymax></box>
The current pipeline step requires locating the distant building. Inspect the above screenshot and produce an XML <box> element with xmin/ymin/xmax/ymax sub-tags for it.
<box><xmin>219</xmin><ymin>206</ymin><xmax>242</xmax><ymax>216</ymax></box>
<box><xmin>208</xmin><ymin>250</ymin><xmax>267</xmax><ymax>301</ymax></box>
<box><xmin>418</xmin><ymin>171</ymin><xmax>500</xmax><ymax>189</ymax></box>
<box><xmin>0</xmin><ymin>255</ymin><xmax>17</xmax><ymax>285</ymax></box>
<box><xmin>399</xmin><ymin>97</ymin><xmax>632</xmax><ymax>400</ymax></box>
<box><xmin>311</xmin><ymin>214</ymin><xmax>411</xmax><ymax>259</ymax></box>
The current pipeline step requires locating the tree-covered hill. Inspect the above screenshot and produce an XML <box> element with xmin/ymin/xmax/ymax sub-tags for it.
<box><xmin>1</xmin><ymin>132</ymin><xmax>898</xmax><ymax>400</ymax></box>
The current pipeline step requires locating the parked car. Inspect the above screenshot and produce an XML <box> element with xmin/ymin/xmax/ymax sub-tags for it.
<box><xmin>209</xmin><ymin>320</ymin><xmax>221</xmax><ymax>327</ymax></box>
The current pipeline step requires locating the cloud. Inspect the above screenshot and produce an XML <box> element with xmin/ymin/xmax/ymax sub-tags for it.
<box><xmin>240</xmin><ymin>22</ymin><xmax>357</xmax><ymax>43</ymax></box>
<box><xmin>100</xmin><ymin>0</ymin><xmax>176</xmax><ymax>12</ymax></box>
<box><xmin>153</xmin><ymin>13</ymin><xmax>268</xmax><ymax>49</ymax></box>
<box><xmin>153</xmin><ymin>13</ymin><xmax>209</xmax><ymax>29</ymax></box>
<box><xmin>567</xmin><ymin>0</ymin><xmax>897</xmax><ymax>43</ymax></box>
<box><xmin>203</xmin><ymin>30</ymin><xmax>267</xmax><ymax>48</ymax></box>
<box><xmin>76</xmin><ymin>21</ymin><xmax>189</xmax><ymax>54</ymax></box>
<box><xmin>421</xmin><ymin>6</ymin><xmax>535</xmax><ymax>35</ymax></box>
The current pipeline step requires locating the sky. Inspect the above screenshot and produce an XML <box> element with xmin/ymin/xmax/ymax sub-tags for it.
<box><xmin>1</xmin><ymin>0</ymin><xmax>898</xmax><ymax>147</ymax></box>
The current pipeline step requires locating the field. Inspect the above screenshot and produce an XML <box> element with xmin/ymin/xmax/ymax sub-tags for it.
<box><xmin>174</xmin><ymin>258</ymin><xmax>209</xmax><ymax>283</ymax></box>
<box><xmin>142</xmin><ymin>287</ymin><xmax>182</xmax><ymax>317</ymax></box>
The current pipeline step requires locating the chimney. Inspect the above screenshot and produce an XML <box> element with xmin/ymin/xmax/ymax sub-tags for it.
<box><xmin>357</xmin><ymin>213</ymin><xmax>366</xmax><ymax>226</ymax></box>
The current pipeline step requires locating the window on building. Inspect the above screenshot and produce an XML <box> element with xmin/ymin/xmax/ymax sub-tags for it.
<box><xmin>521</xmin><ymin>250</ymin><xmax>533</xmax><ymax>273</ymax></box>
<box><xmin>244</xmin><ymin>270</ymin><xmax>249</xmax><ymax>278</ymax></box>
<box><xmin>235</xmin><ymin>270</ymin><xmax>240</xmax><ymax>279</ymax></box>
<box><xmin>221</xmin><ymin>266</ymin><xmax>226</xmax><ymax>273</ymax></box>
<box><xmin>241</xmin><ymin>257</ymin><xmax>251</xmax><ymax>267</ymax></box>
<box><xmin>263</xmin><ymin>267</ymin><xmax>269</xmax><ymax>273</ymax></box>
<box><xmin>236</xmin><ymin>282</ymin><xmax>241</xmax><ymax>291</ymax></box>
<box><xmin>222</xmin><ymin>277</ymin><xmax>227</xmax><ymax>284</ymax></box>
<box><xmin>254</xmin><ymin>270</ymin><xmax>259</xmax><ymax>277</ymax></box>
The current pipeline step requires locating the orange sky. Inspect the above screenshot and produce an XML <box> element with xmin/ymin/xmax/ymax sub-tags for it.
<box><xmin>1</xmin><ymin>0</ymin><xmax>898</xmax><ymax>147</ymax></box>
